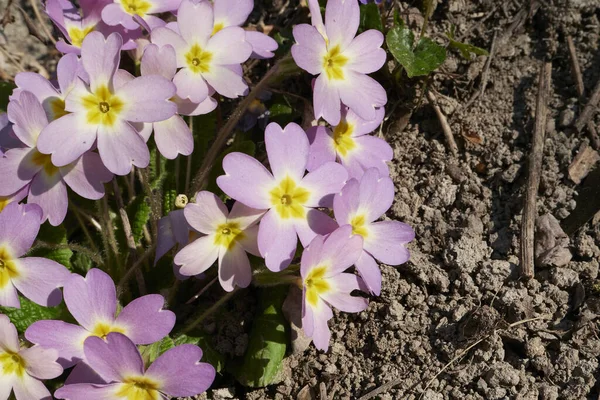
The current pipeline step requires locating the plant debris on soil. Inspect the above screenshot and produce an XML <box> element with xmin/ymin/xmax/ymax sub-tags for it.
<box><xmin>3</xmin><ymin>0</ymin><xmax>600</xmax><ymax>399</ymax></box>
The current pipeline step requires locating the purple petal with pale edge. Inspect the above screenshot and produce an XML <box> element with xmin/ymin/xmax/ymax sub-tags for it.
<box><xmin>81</xmin><ymin>32</ymin><xmax>122</xmax><ymax>91</ymax></box>
<box><xmin>213</xmin><ymin>0</ymin><xmax>252</xmax><ymax>26</ymax></box>
<box><xmin>97</xmin><ymin>119</ymin><xmax>150</xmax><ymax>175</ymax></box>
<box><xmin>345</xmin><ymin>30</ymin><xmax>386</xmax><ymax>74</ymax></box>
<box><xmin>246</xmin><ymin>31</ymin><xmax>277</xmax><ymax>59</ymax></box>
<box><xmin>174</xmin><ymin>236</ymin><xmax>219</xmax><ymax>276</ymax></box>
<box><xmin>65</xmin><ymin>361</ymin><xmax>107</xmax><ymax>385</ymax></box>
<box><xmin>300</xmin><ymin>234</ymin><xmax>325</xmax><ymax>277</ymax></box>
<box><xmin>12</xmin><ymin>374</ymin><xmax>52</xmax><ymax>400</ymax></box>
<box><xmin>364</xmin><ymin>221</ymin><xmax>414</xmax><ymax>265</ymax></box>
<box><xmin>307</xmin><ymin>0</ymin><xmax>325</xmax><ymax>35</ymax></box>
<box><xmin>12</xmin><ymin>257</ymin><xmax>69</xmax><ymax>306</ymax></box>
<box><xmin>325</xmin><ymin>0</ymin><xmax>360</xmax><ymax>50</ymax></box>
<box><xmin>314</xmin><ymin>74</ymin><xmax>341</xmax><ymax>125</ymax></box>
<box><xmin>146</xmin><ymin>344</ymin><xmax>216</xmax><ymax>396</ymax></box>
<box><xmin>304</xmin><ymin>295</ymin><xmax>333</xmax><ymax>351</ymax></box>
<box><xmin>338</xmin><ymin>71</ymin><xmax>387</xmax><ymax>122</ymax></box>
<box><xmin>116</xmin><ymin>76</ymin><xmax>176</xmax><ymax>123</ymax></box>
<box><xmin>173</xmin><ymin>68</ymin><xmax>210</xmax><ymax>104</ymax></box>
<box><xmin>169</xmin><ymin>208</ymin><xmax>191</xmax><ymax>245</ymax></box>
<box><xmin>207</xmin><ymin>27</ymin><xmax>252</xmax><ymax>65</ymax></box>
<box><xmin>156</xmin><ymin>215</ymin><xmax>177</xmax><ymax>263</ymax></box>
<box><xmin>265</xmin><ymin>122</ymin><xmax>308</xmax><ymax>182</ymax></box>
<box><xmin>0</xmin><ymin>281</ymin><xmax>19</xmax><ymax>308</ymax></box>
<box><xmin>346</xmin><ymin>107</ymin><xmax>385</xmax><ymax>137</ymax></box>
<box><xmin>64</xmin><ymin>78</ymin><xmax>93</xmax><ymax>114</ymax></box>
<box><xmin>150</xmin><ymin>27</ymin><xmax>188</xmax><ymax>68</ymax></box>
<box><xmin>37</xmin><ymin>113</ymin><xmax>97</xmax><ymax>167</ymax></box>
<box><xmin>217</xmin><ymin>152</ymin><xmax>274</xmax><ymax>209</ymax></box>
<box><xmin>177</xmin><ymin>0</ymin><xmax>212</xmax><ymax>46</ymax></box>
<box><xmin>237</xmin><ymin>224</ymin><xmax>260</xmax><ymax>257</ymax></box>
<box><xmin>301</xmin><ymin>161</ymin><xmax>347</xmax><ymax>208</ymax></box>
<box><xmin>0</xmin><ymin>186</ymin><xmax>28</xmax><ymax>214</ymax></box>
<box><xmin>0</xmin><ymin>201</ymin><xmax>42</xmax><ymax>258</ymax></box>
<box><xmin>306</xmin><ymin>126</ymin><xmax>335</xmax><ymax>172</ymax></box>
<box><xmin>295</xmin><ymin>208</ymin><xmax>338</xmax><ymax>247</ymax></box>
<box><xmin>356</xmin><ymin>168</ymin><xmax>394</xmax><ymax>222</ymax></box>
<box><xmin>218</xmin><ymin>243</ymin><xmax>251</xmax><ymax>292</ymax></box>
<box><xmin>25</xmin><ymin>320</ymin><xmax>88</xmax><ymax>368</ymax></box>
<box><xmin>354</xmin><ymin>250</ymin><xmax>381</xmax><ymax>295</ymax></box>
<box><xmin>301</xmin><ymin>287</ymin><xmax>313</xmax><ymax>335</ymax></box>
<box><xmin>322</xmin><ymin>272</ymin><xmax>368</xmax><ymax>312</ymax></box>
<box><xmin>84</xmin><ymin>333</ymin><xmax>144</xmax><ymax>383</ymax></box>
<box><xmin>333</xmin><ymin>178</ymin><xmax>359</xmax><ymax>224</ymax></box>
<box><xmin>63</xmin><ymin>268</ymin><xmax>117</xmax><ymax>331</ymax></box>
<box><xmin>184</xmin><ymin>191</ymin><xmax>229</xmax><ymax>234</ymax></box>
<box><xmin>7</xmin><ymin>91</ymin><xmax>48</xmax><ymax>148</ymax></box>
<box><xmin>141</xmin><ymin>44</ymin><xmax>176</xmax><ymax>80</ymax></box>
<box><xmin>0</xmin><ymin>314</ymin><xmax>19</xmax><ymax>352</ymax></box>
<box><xmin>14</xmin><ymin>72</ymin><xmax>59</xmax><ymax>104</ymax></box>
<box><xmin>257</xmin><ymin>209</ymin><xmax>297</xmax><ymax>272</ymax></box>
<box><xmin>60</xmin><ymin>152</ymin><xmax>113</xmax><ymax>200</ymax></box>
<box><xmin>28</xmin><ymin>171</ymin><xmax>68</xmax><ymax>226</ymax></box>
<box><xmin>228</xmin><ymin>201</ymin><xmax>265</xmax><ymax>230</ymax></box>
<box><xmin>291</xmin><ymin>25</ymin><xmax>326</xmax><ymax>75</ymax></box>
<box><xmin>55</xmin><ymin>383</ymin><xmax>118</xmax><ymax>400</ymax></box>
<box><xmin>57</xmin><ymin>53</ymin><xmax>81</xmax><ymax>95</ymax></box>
<box><xmin>45</xmin><ymin>0</ymin><xmax>68</xmax><ymax>35</ymax></box>
<box><xmin>203</xmin><ymin>64</ymin><xmax>248</xmax><ymax>99</ymax></box>
<box><xmin>0</xmin><ymin>148</ymin><xmax>38</xmax><ymax>196</ymax></box>
<box><xmin>320</xmin><ymin>225</ymin><xmax>363</xmax><ymax>276</ymax></box>
<box><xmin>0</xmin><ymin>370</ymin><xmax>14</xmax><ymax>399</ymax></box>
<box><xmin>343</xmin><ymin>135</ymin><xmax>392</xmax><ymax>179</ymax></box>
<box><xmin>20</xmin><ymin>346</ymin><xmax>63</xmax><ymax>379</ymax></box>
<box><xmin>177</xmin><ymin>95</ymin><xmax>217</xmax><ymax>116</ymax></box>
<box><xmin>149</xmin><ymin>0</ymin><xmax>182</xmax><ymax>13</ymax></box>
<box><xmin>154</xmin><ymin>115</ymin><xmax>193</xmax><ymax>159</ymax></box>
<box><xmin>101</xmin><ymin>3</ymin><xmax>138</xmax><ymax>30</ymax></box>
<box><xmin>56</xmin><ymin>39</ymin><xmax>80</xmax><ymax>55</ymax></box>
<box><xmin>115</xmin><ymin>294</ymin><xmax>175</xmax><ymax>344</ymax></box>
<box><xmin>112</xmin><ymin>69</ymin><xmax>135</xmax><ymax>91</ymax></box>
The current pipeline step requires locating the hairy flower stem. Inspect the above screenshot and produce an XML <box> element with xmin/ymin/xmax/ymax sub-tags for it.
<box><xmin>177</xmin><ymin>288</ymin><xmax>239</xmax><ymax>337</ymax></box>
<box><xmin>116</xmin><ymin>243</ymin><xmax>156</xmax><ymax>298</ymax></box>
<box><xmin>190</xmin><ymin>53</ymin><xmax>297</xmax><ymax>194</ymax></box>
<box><xmin>69</xmin><ymin>202</ymin><xmax>99</xmax><ymax>254</ymax></box>
<box><xmin>99</xmin><ymin>196</ymin><xmax>120</xmax><ymax>276</ymax></box>
<box><xmin>137</xmin><ymin>168</ymin><xmax>159</xmax><ymax>239</ymax></box>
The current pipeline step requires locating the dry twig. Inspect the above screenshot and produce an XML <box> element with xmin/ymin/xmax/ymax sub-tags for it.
<box><xmin>463</xmin><ymin>30</ymin><xmax>497</xmax><ymax>110</ymax></box>
<box><xmin>426</xmin><ymin>90</ymin><xmax>458</xmax><ymax>157</ymax></box>
<box><xmin>573</xmin><ymin>77</ymin><xmax>600</xmax><ymax>143</ymax></box>
<box><xmin>27</xmin><ymin>0</ymin><xmax>55</xmax><ymax>44</ymax></box>
<box><xmin>520</xmin><ymin>62</ymin><xmax>552</xmax><ymax>278</ymax></box>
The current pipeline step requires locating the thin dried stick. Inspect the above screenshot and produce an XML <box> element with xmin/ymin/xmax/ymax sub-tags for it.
<box><xmin>186</xmin><ymin>276</ymin><xmax>218</xmax><ymax>305</ymax></box>
<box><xmin>520</xmin><ymin>61</ymin><xmax>552</xmax><ymax>278</ymax></box>
<box><xmin>28</xmin><ymin>0</ymin><xmax>55</xmax><ymax>44</ymax></box>
<box><xmin>566</xmin><ymin>35</ymin><xmax>585</xmax><ymax>96</ymax></box>
<box><xmin>574</xmin><ymin>79</ymin><xmax>600</xmax><ymax>133</ymax></box>
<box><xmin>116</xmin><ymin>244</ymin><xmax>156</xmax><ymax>296</ymax></box>
<box><xmin>569</xmin><ymin>45</ymin><xmax>600</xmax><ymax>149</ymax></box>
<box><xmin>69</xmin><ymin>203</ymin><xmax>99</xmax><ymax>254</ymax></box>
<box><xmin>177</xmin><ymin>288</ymin><xmax>239</xmax><ymax>336</ymax></box>
<box><xmin>426</xmin><ymin>90</ymin><xmax>458</xmax><ymax>157</ymax></box>
<box><xmin>463</xmin><ymin>30</ymin><xmax>497</xmax><ymax>110</ymax></box>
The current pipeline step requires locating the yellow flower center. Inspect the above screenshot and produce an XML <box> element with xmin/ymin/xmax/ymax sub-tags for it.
<box><xmin>213</xmin><ymin>222</ymin><xmax>245</xmax><ymax>251</ymax></box>
<box><xmin>89</xmin><ymin>322</ymin><xmax>126</xmax><ymax>340</ymax></box>
<box><xmin>185</xmin><ymin>44</ymin><xmax>213</xmax><ymax>74</ymax></box>
<box><xmin>0</xmin><ymin>198</ymin><xmax>11</xmax><ymax>213</ymax></box>
<box><xmin>212</xmin><ymin>22</ymin><xmax>224</xmax><ymax>36</ymax></box>
<box><xmin>68</xmin><ymin>25</ymin><xmax>95</xmax><ymax>48</ymax></box>
<box><xmin>269</xmin><ymin>176</ymin><xmax>310</xmax><ymax>219</ymax></box>
<box><xmin>121</xmin><ymin>0</ymin><xmax>152</xmax><ymax>16</ymax></box>
<box><xmin>0</xmin><ymin>351</ymin><xmax>26</xmax><ymax>377</ymax></box>
<box><xmin>82</xmin><ymin>85</ymin><xmax>124</xmax><ymax>127</ymax></box>
<box><xmin>31</xmin><ymin>149</ymin><xmax>60</xmax><ymax>176</ymax></box>
<box><xmin>322</xmin><ymin>45</ymin><xmax>348</xmax><ymax>81</ymax></box>
<box><xmin>115</xmin><ymin>376</ymin><xmax>161</xmax><ymax>400</ymax></box>
<box><xmin>350</xmin><ymin>214</ymin><xmax>368</xmax><ymax>238</ymax></box>
<box><xmin>332</xmin><ymin>120</ymin><xmax>356</xmax><ymax>157</ymax></box>
<box><xmin>0</xmin><ymin>246</ymin><xmax>19</xmax><ymax>290</ymax></box>
<box><xmin>304</xmin><ymin>266</ymin><xmax>330</xmax><ymax>307</ymax></box>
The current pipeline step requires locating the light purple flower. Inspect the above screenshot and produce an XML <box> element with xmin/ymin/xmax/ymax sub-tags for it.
<box><xmin>36</xmin><ymin>32</ymin><xmax>177</xmax><ymax>175</ymax></box>
<box><xmin>292</xmin><ymin>0</ymin><xmax>387</xmax><ymax>125</ymax></box>
<box><xmin>150</xmin><ymin>0</ymin><xmax>252</xmax><ymax>103</ymax></box>
<box><xmin>0</xmin><ymin>202</ymin><xmax>70</xmax><ymax>308</ymax></box>
<box><xmin>217</xmin><ymin>122</ymin><xmax>347</xmax><ymax>272</ymax></box>
<box><xmin>0</xmin><ymin>112</ymin><xmax>21</xmax><ymax>156</ymax></box>
<box><xmin>101</xmin><ymin>0</ymin><xmax>181</xmax><ymax>31</ymax></box>
<box><xmin>334</xmin><ymin>168</ymin><xmax>414</xmax><ymax>295</ymax></box>
<box><xmin>306</xmin><ymin>106</ymin><xmax>392</xmax><ymax>179</ymax></box>
<box><xmin>0</xmin><ymin>315</ymin><xmax>63</xmax><ymax>400</ymax></box>
<box><xmin>174</xmin><ymin>192</ymin><xmax>264</xmax><ymax>291</ymax></box>
<box><xmin>139</xmin><ymin>43</ymin><xmax>217</xmax><ymax>159</ymax></box>
<box><xmin>156</xmin><ymin>209</ymin><xmax>192</xmax><ymax>263</ymax></box>
<box><xmin>54</xmin><ymin>332</ymin><xmax>215</xmax><ymax>399</ymax></box>
<box><xmin>211</xmin><ymin>0</ymin><xmax>278</xmax><ymax>59</ymax></box>
<box><xmin>46</xmin><ymin>0</ymin><xmax>139</xmax><ymax>54</ymax></box>
<box><xmin>0</xmin><ymin>187</ymin><xmax>28</xmax><ymax>214</ymax></box>
<box><xmin>0</xmin><ymin>91</ymin><xmax>113</xmax><ymax>226</ymax></box>
<box><xmin>25</xmin><ymin>268</ymin><xmax>176</xmax><ymax>373</ymax></box>
<box><xmin>301</xmin><ymin>225</ymin><xmax>368</xmax><ymax>351</ymax></box>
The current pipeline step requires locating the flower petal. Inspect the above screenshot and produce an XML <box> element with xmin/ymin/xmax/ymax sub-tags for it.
<box><xmin>354</xmin><ymin>250</ymin><xmax>381</xmax><ymax>295</ymax></box>
<box><xmin>146</xmin><ymin>344</ymin><xmax>215</xmax><ymax>397</ymax></box>
<box><xmin>55</xmin><ymin>383</ymin><xmax>119</xmax><ymax>400</ymax></box>
<box><xmin>303</xmin><ymin>295</ymin><xmax>333</xmax><ymax>351</ymax></box>
<box><xmin>11</xmin><ymin>257</ymin><xmax>69</xmax><ymax>307</ymax></box>
<box><xmin>12</xmin><ymin>374</ymin><xmax>52</xmax><ymax>400</ymax></box>
<box><xmin>343</xmin><ymin>134</ymin><xmax>392</xmax><ymax>179</ymax></box>
<box><xmin>322</xmin><ymin>272</ymin><xmax>368</xmax><ymax>312</ymax></box>
<box><xmin>97</xmin><ymin>119</ymin><xmax>150</xmax><ymax>175</ymax></box>
<box><xmin>7</xmin><ymin>91</ymin><xmax>48</xmax><ymax>147</ymax></box>
<box><xmin>203</xmin><ymin>64</ymin><xmax>248</xmax><ymax>99</ymax></box>
<box><xmin>60</xmin><ymin>152</ymin><xmax>113</xmax><ymax>200</ymax></box>
<box><xmin>314</xmin><ymin>74</ymin><xmax>341</xmax><ymax>125</ymax></box>
<box><xmin>173</xmin><ymin>68</ymin><xmax>210</xmax><ymax>104</ymax></box>
<box><xmin>257</xmin><ymin>209</ymin><xmax>297</xmax><ymax>272</ymax></box>
<box><xmin>14</xmin><ymin>72</ymin><xmax>59</xmax><ymax>105</ymax></box>
<box><xmin>213</xmin><ymin>0</ymin><xmax>252</xmax><ymax>26</ymax></box>
<box><xmin>246</xmin><ymin>31</ymin><xmax>278</xmax><ymax>59</ymax></box>
<box><xmin>320</xmin><ymin>225</ymin><xmax>363</xmax><ymax>276</ymax></box>
<box><xmin>174</xmin><ymin>236</ymin><xmax>219</xmax><ymax>276</ymax></box>
<box><xmin>237</xmin><ymin>224</ymin><xmax>259</xmax><ymax>257</ymax></box>
<box><xmin>63</xmin><ymin>268</ymin><xmax>117</xmax><ymax>331</ymax></box>
<box><xmin>0</xmin><ymin>281</ymin><xmax>19</xmax><ymax>308</ymax></box>
<box><xmin>117</xmin><ymin>76</ymin><xmax>176</xmax><ymax>123</ymax></box>
<box><xmin>356</xmin><ymin>168</ymin><xmax>394</xmax><ymax>222</ymax></box>
<box><xmin>291</xmin><ymin>24</ymin><xmax>326</xmax><ymax>75</ymax></box>
<box><xmin>141</xmin><ymin>43</ymin><xmax>177</xmax><ymax>80</ymax></box>
<box><xmin>80</xmin><ymin>32</ymin><xmax>122</xmax><ymax>91</ymax></box>
<box><xmin>184</xmin><ymin>191</ymin><xmax>229</xmax><ymax>234</ymax></box>
<box><xmin>0</xmin><ymin>148</ymin><xmax>38</xmax><ymax>197</ymax></box>
<box><xmin>206</xmin><ymin>27</ymin><xmax>252</xmax><ymax>65</ymax></box>
<box><xmin>115</xmin><ymin>294</ymin><xmax>176</xmax><ymax>345</ymax></box>
<box><xmin>345</xmin><ymin>30</ymin><xmax>386</xmax><ymax>73</ymax></box>
<box><xmin>324</xmin><ymin>0</ymin><xmax>360</xmax><ymax>50</ymax></box>
<box><xmin>84</xmin><ymin>333</ymin><xmax>144</xmax><ymax>383</ymax></box>
<box><xmin>228</xmin><ymin>201</ymin><xmax>265</xmax><ymax>230</ymax></box>
<box><xmin>338</xmin><ymin>71</ymin><xmax>387</xmax><ymax>123</ymax></box>
<box><xmin>265</xmin><ymin>122</ymin><xmax>309</xmax><ymax>182</ymax></box>
<box><xmin>364</xmin><ymin>221</ymin><xmax>414</xmax><ymax>265</ymax></box>
<box><xmin>153</xmin><ymin>115</ymin><xmax>194</xmax><ymax>159</ymax></box>
<box><xmin>57</xmin><ymin>53</ymin><xmax>81</xmax><ymax>95</ymax></box>
<box><xmin>294</xmin><ymin>208</ymin><xmax>338</xmax><ymax>247</ymax></box>
<box><xmin>301</xmin><ymin>161</ymin><xmax>347</xmax><ymax>208</ymax></box>
<box><xmin>346</xmin><ymin>107</ymin><xmax>385</xmax><ymax>137</ymax></box>
<box><xmin>25</xmin><ymin>320</ymin><xmax>88</xmax><ymax>368</ymax></box>
<box><xmin>306</xmin><ymin>126</ymin><xmax>335</xmax><ymax>172</ymax></box>
<box><xmin>20</xmin><ymin>346</ymin><xmax>63</xmax><ymax>380</ymax></box>
<box><xmin>27</xmin><ymin>171</ymin><xmax>69</xmax><ymax>226</ymax></box>
<box><xmin>217</xmin><ymin>152</ymin><xmax>274</xmax><ymax>210</ymax></box>
<box><xmin>0</xmin><ymin>202</ymin><xmax>41</xmax><ymax>258</ymax></box>
<box><xmin>150</xmin><ymin>27</ymin><xmax>188</xmax><ymax>67</ymax></box>
<box><xmin>101</xmin><ymin>3</ymin><xmax>138</xmax><ymax>29</ymax></box>
<box><xmin>218</xmin><ymin>243</ymin><xmax>252</xmax><ymax>292</ymax></box>
<box><xmin>177</xmin><ymin>0</ymin><xmax>213</xmax><ymax>46</ymax></box>
<box><xmin>0</xmin><ymin>314</ymin><xmax>19</xmax><ymax>352</ymax></box>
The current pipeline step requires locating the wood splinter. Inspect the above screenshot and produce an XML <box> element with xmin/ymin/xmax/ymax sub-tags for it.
<box><xmin>520</xmin><ymin>62</ymin><xmax>552</xmax><ymax>278</ymax></box>
<box><xmin>426</xmin><ymin>90</ymin><xmax>459</xmax><ymax>157</ymax></box>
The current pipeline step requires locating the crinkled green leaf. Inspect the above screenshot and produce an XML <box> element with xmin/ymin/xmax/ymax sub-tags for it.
<box><xmin>29</xmin><ymin>224</ymin><xmax>73</xmax><ymax>270</ymax></box>
<box><xmin>0</xmin><ymin>82</ymin><xmax>16</xmax><ymax>112</ymax></box>
<box><xmin>234</xmin><ymin>287</ymin><xmax>287</xmax><ymax>387</ymax></box>
<box><xmin>71</xmin><ymin>251</ymin><xmax>94</xmax><ymax>273</ymax></box>
<box><xmin>0</xmin><ymin>296</ymin><xmax>67</xmax><ymax>333</ymax></box>
<box><xmin>140</xmin><ymin>336</ymin><xmax>175</xmax><ymax>365</ymax></box>
<box><xmin>359</xmin><ymin>3</ymin><xmax>383</xmax><ymax>33</ymax></box>
<box><xmin>446</xmin><ymin>27</ymin><xmax>489</xmax><ymax>60</ymax></box>
<box><xmin>128</xmin><ymin>195</ymin><xmax>151</xmax><ymax>244</ymax></box>
<box><xmin>174</xmin><ymin>333</ymin><xmax>225</xmax><ymax>372</ymax></box>
<box><xmin>386</xmin><ymin>25</ymin><xmax>446</xmax><ymax>78</ymax></box>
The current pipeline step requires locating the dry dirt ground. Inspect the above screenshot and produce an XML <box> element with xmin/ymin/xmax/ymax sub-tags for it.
<box><xmin>2</xmin><ymin>0</ymin><xmax>600</xmax><ymax>399</ymax></box>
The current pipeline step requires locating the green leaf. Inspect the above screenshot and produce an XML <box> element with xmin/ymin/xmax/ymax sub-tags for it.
<box><xmin>446</xmin><ymin>27</ymin><xmax>489</xmax><ymax>60</ymax></box>
<box><xmin>0</xmin><ymin>82</ymin><xmax>16</xmax><ymax>112</ymax></box>
<box><xmin>359</xmin><ymin>3</ymin><xmax>383</xmax><ymax>32</ymax></box>
<box><xmin>162</xmin><ymin>189</ymin><xmax>178</xmax><ymax>215</ymax></box>
<box><xmin>386</xmin><ymin>25</ymin><xmax>446</xmax><ymax>78</ymax></box>
<box><xmin>71</xmin><ymin>251</ymin><xmax>94</xmax><ymax>273</ymax></box>
<box><xmin>128</xmin><ymin>195</ymin><xmax>151</xmax><ymax>244</ymax></box>
<box><xmin>140</xmin><ymin>336</ymin><xmax>175</xmax><ymax>365</ymax></box>
<box><xmin>0</xmin><ymin>296</ymin><xmax>67</xmax><ymax>333</ymax></box>
<box><xmin>234</xmin><ymin>287</ymin><xmax>287</xmax><ymax>387</ymax></box>
<box><xmin>29</xmin><ymin>224</ymin><xmax>73</xmax><ymax>270</ymax></box>
<box><xmin>175</xmin><ymin>333</ymin><xmax>225</xmax><ymax>372</ymax></box>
